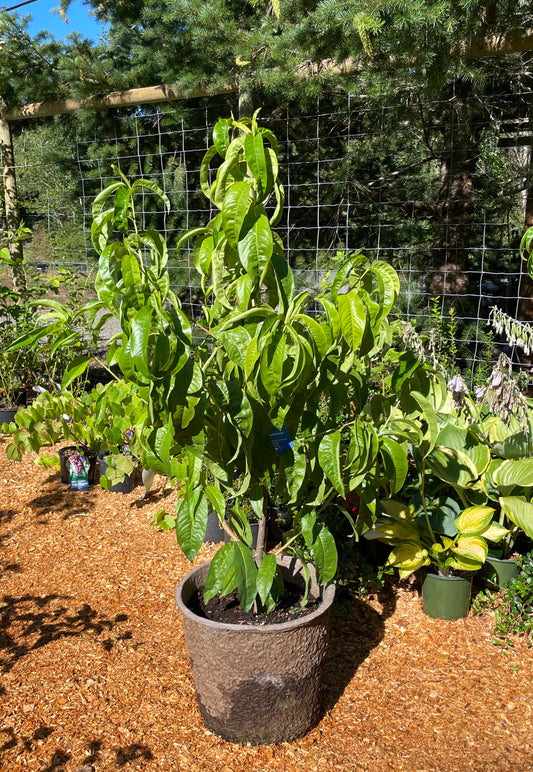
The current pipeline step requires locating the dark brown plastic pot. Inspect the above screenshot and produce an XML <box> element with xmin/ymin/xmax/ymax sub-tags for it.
<box><xmin>175</xmin><ymin>555</ymin><xmax>335</xmax><ymax>745</ymax></box>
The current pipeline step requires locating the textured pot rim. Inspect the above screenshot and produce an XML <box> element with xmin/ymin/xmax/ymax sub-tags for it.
<box><xmin>176</xmin><ymin>558</ymin><xmax>335</xmax><ymax>634</ymax></box>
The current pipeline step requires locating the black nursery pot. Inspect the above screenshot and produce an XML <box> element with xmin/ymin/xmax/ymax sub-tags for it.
<box><xmin>97</xmin><ymin>451</ymin><xmax>139</xmax><ymax>494</ymax></box>
<box><xmin>0</xmin><ymin>406</ymin><xmax>18</xmax><ymax>428</ymax></box>
<box><xmin>58</xmin><ymin>445</ymin><xmax>97</xmax><ymax>486</ymax></box>
<box><xmin>204</xmin><ymin>512</ymin><xmax>260</xmax><ymax>547</ymax></box>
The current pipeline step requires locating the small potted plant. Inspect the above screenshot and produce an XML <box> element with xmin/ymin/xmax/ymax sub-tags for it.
<box><xmin>367</xmin><ymin>356</ymin><xmax>533</xmax><ymax>611</ymax></box>
<box><xmin>7</xmin><ymin>387</ymin><xmax>104</xmax><ymax>487</ymax></box>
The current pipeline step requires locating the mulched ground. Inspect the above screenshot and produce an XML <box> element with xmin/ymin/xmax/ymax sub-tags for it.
<box><xmin>1</xmin><ymin>442</ymin><xmax>532</xmax><ymax>772</ymax></box>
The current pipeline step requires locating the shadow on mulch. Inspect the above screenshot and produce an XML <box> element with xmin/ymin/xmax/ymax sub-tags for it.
<box><xmin>0</xmin><ymin>727</ymin><xmax>154</xmax><ymax>771</ymax></box>
<box><xmin>0</xmin><ymin>593</ymin><xmax>133</xmax><ymax>674</ymax></box>
<box><xmin>0</xmin><ymin>509</ymin><xmax>19</xmax><ymax>547</ymax></box>
<box><xmin>27</xmin><ymin>485</ymin><xmax>102</xmax><ymax>521</ymax></box>
<box><xmin>323</xmin><ymin>583</ymin><xmax>397</xmax><ymax>711</ymax></box>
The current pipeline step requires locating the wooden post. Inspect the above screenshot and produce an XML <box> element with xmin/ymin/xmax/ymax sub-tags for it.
<box><xmin>0</xmin><ymin>103</ymin><xmax>25</xmax><ymax>291</ymax></box>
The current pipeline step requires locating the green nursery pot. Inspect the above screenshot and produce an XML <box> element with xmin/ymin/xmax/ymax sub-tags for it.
<box><xmin>480</xmin><ymin>556</ymin><xmax>519</xmax><ymax>589</ymax></box>
<box><xmin>422</xmin><ymin>573</ymin><xmax>472</xmax><ymax>620</ymax></box>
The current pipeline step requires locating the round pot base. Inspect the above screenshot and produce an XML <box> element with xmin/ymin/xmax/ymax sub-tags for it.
<box><xmin>422</xmin><ymin>573</ymin><xmax>472</xmax><ymax>620</ymax></box>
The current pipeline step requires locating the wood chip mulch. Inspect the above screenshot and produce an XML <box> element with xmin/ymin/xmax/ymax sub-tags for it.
<box><xmin>1</xmin><ymin>442</ymin><xmax>532</xmax><ymax>772</ymax></box>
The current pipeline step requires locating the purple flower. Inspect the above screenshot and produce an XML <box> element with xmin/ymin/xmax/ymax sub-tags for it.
<box><xmin>447</xmin><ymin>374</ymin><xmax>466</xmax><ymax>394</ymax></box>
<box><xmin>491</xmin><ymin>369</ymin><xmax>503</xmax><ymax>389</ymax></box>
<box><xmin>475</xmin><ymin>386</ymin><xmax>486</xmax><ymax>402</ymax></box>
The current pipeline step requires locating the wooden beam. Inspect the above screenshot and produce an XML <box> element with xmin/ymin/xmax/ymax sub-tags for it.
<box><xmin>464</xmin><ymin>29</ymin><xmax>533</xmax><ymax>58</ymax></box>
<box><xmin>2</xmin><ymin>82</ymin><xmax>237</xmax><ymax>122</ymax></box>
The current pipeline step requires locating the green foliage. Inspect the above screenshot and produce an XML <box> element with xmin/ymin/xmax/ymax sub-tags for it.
<box><xmin>370</xmin><ymin>498</ymin><xmax>495</xmax><ymax>578</ymax></box>
<box><xmin>6</xmin><ymin>379</ymin><xmax>146</xmax><ymax>490</ymax></box>
<box><xmin>366</xmin><ymin>361</ymin><xmax>533</xmax><ymax>576</ymax></box>
<box><xmin>55</xmin><ymin>112</ymin><xmax>448</xmax><ymax>613</ymax></box>
<box><xmin>0</xmin><ymin>227</ymin><xmax>97</xmax><ymax>404</ymax></box>
<box><xmin>472</xmin><ymin>551</ymin><xmax>533</xmax><ymax>650</ymax></box>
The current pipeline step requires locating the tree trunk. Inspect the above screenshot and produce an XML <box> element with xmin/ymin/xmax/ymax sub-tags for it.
<box><xmin>429</xmin><ymin>82</ymin><xmax>485</xmax><ymax>298</ymax></box>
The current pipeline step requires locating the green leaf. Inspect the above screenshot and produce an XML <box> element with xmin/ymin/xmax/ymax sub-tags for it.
<box><xmin>205</xmin><ymin>484</ymin><xmax>226</xmax><ymax>518</ymax></box>
<box><xmin>301</xmin><ymin>512</ymin><xmax>317</xmax><ymax>547</ymax></box>
<box><xmin>245</xmin><ymin>131</ymin><xmax>269</xmax><ymax>193</ymax></box>
<box><xmin>259</xmin><ymin>330</ymin><xmax>285</xmax><ymax>395</ymax></box>
<box><xmin>249</xmin><ymin>484</ymin><xmax>265</xmax><ymax>520</ymax></box>
<box><xmin>318</xmin><ymin>430</ymin><xmax>345</xmax><ymax>497</ymax></box>
<box><xmin>295</xmin><ymin>313</ymin><xmax>329</xmax><ymax>358</ymax></box>
<box><xmin>199</xmin><ymin>145</ymin><xmax>220</xmax><ymax>202</ymax></box>
<box><xmin>369</xmin><ymin>260</ymin><xmax>400</xmax><ymax>317</ymax></box>
<box><xmin>128</xmin><ymin>305</ymin><xmax>153</xmax><ymax>379</ymax></box>
<box><xmin>60</xmin><ymin>356</ymin><xmax>92</xmax><ymax>390</ymax></box>
<box><xmin>213</xmin><ymin>118</ymin><xmax>232</xmax><ymax>157</ymax></box>
<box><xmin>409</xmin><ymin>390</ymin><xmax>439</xmax><ymax>456</ymax></box>
<box><xmin>131</xmin><ymin>178</ymin><xmax>171</xmax><ymax>211</ymax></box>
<box><xmin>499</xmin><ymin>497</ymin><xmax>533</xmax><ymax>539</ymax></box>
<box><xmin>175</xmin><ymin>486</ymin><xmax>209</xmax><ymax>561</ymax></box>
<box><xmin>379</xmin><ymin>437</ymin><xmax>408</xmax><ymax>495</ymax></box>
<box><xmin>312</xmin><ymin>525</ymin><xmax>338</xmax><ymax>584</ymax></box>
<box><xmin>256</xmin><ymin>554</ymin><xmax>278</xmax><ymax>606</ymax></box>
<box><xmin>337</xmin><ymin>290</ymin><xmax>366</xmax><ymax>350</ymax></box>
<box><xmin>222</xmin><ymin>181</ymin><xmax>252</xmax><ymax>246</ymax></box>
<box><xmin>237</xmin><ymin>208</ymin><xmax>273</xmax><ymax>279</ymax></box>
<box><xmin>233</xmin><ymin>541</ymin><xmax>258</xmax><ymax>612</ymax></box>
<box><xmin>92</xmin><ymin>181</ymin><xmax>124</xmax><ymax>218</ymax></box>
<box><xmin>203</xmin><ymin>542</ymin><xmax>237</xmax><ymax>602</ymax></box>
<box><xmin>113</xmin><ymin>185</ymin><xmax>131</xmax><ymax>233</ymax></box>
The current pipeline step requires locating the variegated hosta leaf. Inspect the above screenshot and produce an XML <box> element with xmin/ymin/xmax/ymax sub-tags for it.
<box><xmin>370</xmin><ymin>518</ymin><xmax>421</xmax><ymax>543</ymax></box>
<box><xmin>427</xmin><ymin>445</ymin><xmax>480</xmax><ymax>488</ymax></box>
<box><xmin>454</xmin><ymin>505</ymin><xmax>494</xmax><ymax>535</ymax></box>
<box><xmin>452</xmin><ymin>534</ymin><xmax>488</xmax><ymax>564</ymax></box>
<box><xmin>386</xmin><ymin>542</ymin><xmax>430</xmax><ymax>578</ymax></box>
<box><xmin>380</xmin><ymin>499</ymin><xmax>414</xmax><ymax>521</ymax></box>
<box><xmin>499</xmin><ymin>496</ymin><xmax>533</xmax><ymax>539</ymax></box>
<box><xmin>482</xmin><ymin>522</ymin><xmax>510</xmax><ymax>543</ymax></box>
<box><xmin>493</xmin><ymin>459</ymin><xmax>533</xmax><ymax>493</ymax></box>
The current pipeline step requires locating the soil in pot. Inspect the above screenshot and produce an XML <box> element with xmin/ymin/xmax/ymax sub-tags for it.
<box><xmin>176</xmin><ymin>556</ymin><xmax>335</xmax><ymax>745</ymax></box>
<box><xmin>188</xmin><ymin>583</ymin><xmax>321</xmax><ymax>625</ymax></box>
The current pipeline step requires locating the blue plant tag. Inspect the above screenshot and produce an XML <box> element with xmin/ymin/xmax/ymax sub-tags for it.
<box><xmin>269</xmin><ymin>425</ymin><xmax>294</xmax><ymax>453</ymax></box>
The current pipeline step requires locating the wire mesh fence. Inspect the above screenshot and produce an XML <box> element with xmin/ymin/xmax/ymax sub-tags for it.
<box><xmin>9</xmin><ymin>82</ymin><xmax>533</xmax><ymax>383</ymax></box>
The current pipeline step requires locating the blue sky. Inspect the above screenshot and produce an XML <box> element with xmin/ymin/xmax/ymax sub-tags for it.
<box><xmin>15</xmin><ymin>0</ymin><xmax>106</xmax><ymax>41</ymax></box>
